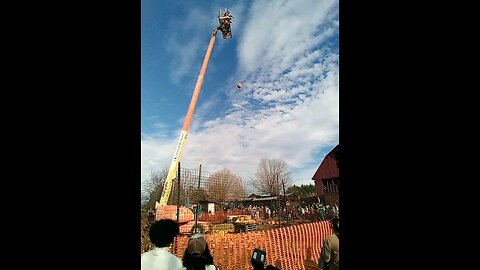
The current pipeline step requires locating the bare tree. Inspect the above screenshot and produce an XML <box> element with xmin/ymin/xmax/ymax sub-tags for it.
<box><xmin>175</xmin><ymin>170</ymin><xmax>200</xmax><ymax>206</ymax></box>
<box><xmin>252</xmin><ymin>158</ymin><xmax>292</xmax><ymax>195</ymax></box>
<box><xmin>190</xmin><ymin>188</ymin><xmax>209</xmax><ymax>203</ymax></box>
<box><xmin>207</xmin><ymin>168</ymin><xmax>246</xmax><ymax>203</ymax></box>
<box><xmin>141</xmin><ymin>169</ymin><xmax>168</xmax><ymax>210</ymax></box>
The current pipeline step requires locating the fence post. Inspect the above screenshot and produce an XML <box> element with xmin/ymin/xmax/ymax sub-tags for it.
<box><xmin>176</xmin><ymin>162</ymin><xmax>181</xmax><ymax>224</ymax></box>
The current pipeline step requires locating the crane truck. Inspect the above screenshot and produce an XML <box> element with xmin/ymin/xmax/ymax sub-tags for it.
<box><xmin>154</xmin><ymin>10</ymin><xmax>234</xmax><ymax>229</ymax></box>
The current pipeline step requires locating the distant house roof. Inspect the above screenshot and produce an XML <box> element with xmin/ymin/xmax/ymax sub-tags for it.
<box><xmin>251</xmin><ymin>196</ymin><xmax>278</xmax><ymax>201</ymax></box>
<box><xmin>198</xmin><ymin>200</ymin><xmax>221</xmax><ymax>204</ymax></box>
<box><xmin>234</xmin><ymin>195</ymin><xmax>279</xmax><ymax>202</ymax></box>
<box><xmin>312</xmin><ymin>145</ymin><xmax>339</xmax><ymax>181</ymax></box>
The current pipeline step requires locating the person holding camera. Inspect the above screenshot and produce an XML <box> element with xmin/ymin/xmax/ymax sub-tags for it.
<box><xmin>318</xmin><ymin>218</ymin><xmax>339</xmax><ymax>270</ymax></box>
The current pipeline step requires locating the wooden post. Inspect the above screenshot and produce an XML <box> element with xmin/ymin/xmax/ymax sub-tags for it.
<box><xmin>175</xmin><ymin>162</ymin><xmax>181</xmax><ymax>254</ymax></box>
<box><xmin>194</xmin><ymin>164</ymin><xmax>202</xmax><ymax>233</ymax></box>
<box><xmin>277</xmin><ymin>172</ymin><xmax>281</xmax><ymax>227</ymax></box>
<box><xmin>176</xmin><ymin>161</ymin><xmax>181</xmax><ymax>224</ymax></box>
<box><xmin>282</xmin><ymin>175</ymin><xmax>288</xmax><ymax>225</ymax></box>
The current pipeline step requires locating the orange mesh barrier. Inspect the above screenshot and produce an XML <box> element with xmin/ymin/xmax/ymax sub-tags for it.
<box><xmin>198</xmin><ymin>211</ymin><xmax>228</xmax><ymax>224</ymax></box>
<box><xmin>170</xmin><ymin>221</ymin><xmax>332</xmax><ymax>270</ymax></box>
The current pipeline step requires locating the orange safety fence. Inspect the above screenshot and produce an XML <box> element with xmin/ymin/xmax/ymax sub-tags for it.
<box><xmin>197</xmin><ymin>211</ymin><xmax>229</xmax><ymax>223</ymax></box>
<box><xmin>171</xmin><ymin>220</ymin><xmax>332</xmax><ymax>270</ymax></box>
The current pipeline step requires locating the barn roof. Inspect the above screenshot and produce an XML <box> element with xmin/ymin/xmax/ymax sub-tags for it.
<box><xmin>312</xmin><ymin>145</ymin><xmax>339</xmax><ymax>181</ymax></box>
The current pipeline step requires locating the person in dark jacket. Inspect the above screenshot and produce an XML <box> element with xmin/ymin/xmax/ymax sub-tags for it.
<box><xmin>318</xmin><ymin>218</ymin><xmax>339</xmax><ymax>270</ymax></box>
<box><xmin>182</xmin><ymin>234</ymin><xmax>217</xmax><ymax>270</ymax></box>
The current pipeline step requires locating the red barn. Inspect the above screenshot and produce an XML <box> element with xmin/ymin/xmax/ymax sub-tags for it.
<box><xmin>312</xmin><ymin>145</ymin><xmax>339</xmax><ymax>206</ymax></box>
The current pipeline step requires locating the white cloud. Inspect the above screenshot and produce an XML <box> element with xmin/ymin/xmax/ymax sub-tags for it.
<box><xmin>292</xmin><ymin>164</ymin><xmax>325</xmax><ymax>185</ymax></box>
<box><xmin>238</xmin><ymin>0</ymin><xmax>338</xmax><ymax>75</ymax></box>
<box><xmin>189</xmin><ymin>96</ymin><xmax>220</xmax><ymax>132</ymax></box>
<box><xmin>165</xmin><ymin>8</ymin><xmax>216</xmax><ymax>83</ymax></box>
<box><xmin>168</xmin><ymin>38</ymin><xmax>201</xmax><ymax>83</ymax></box>
<box><xmin>141</xmin><ymin>135</ymin><xmax>177</xmax><ymax>182</ymax></box>
<box><xmin>142</xmin><ymin>0</ymin><xmax>339</xmax><ymax>189</ymax></box>
<box><xmin>152</xmin><ymin>122</ymin><xmax>167</xmax><ymax>129</ymax></box>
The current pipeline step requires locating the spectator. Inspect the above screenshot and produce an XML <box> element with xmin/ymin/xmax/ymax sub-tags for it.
<box><xmin>182</xmin><ymin>233</ymin><xmax>216</xmax><ymax>270</ymax></box>
<box><xmin>141</xmin><ymin>219</ymin><xmax>183</xmax><ymax>270</ymax></box>
<box><xmin>318</xmin><ymin>217</ymin><xmax>339</xmax><ymax>270</ymax></box>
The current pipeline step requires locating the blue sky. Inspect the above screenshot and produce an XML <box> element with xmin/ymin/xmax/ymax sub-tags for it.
<box><xmin>141</xmin><ymin>0</ymin><xmax>339</xmax><ymax>191</ymax></box>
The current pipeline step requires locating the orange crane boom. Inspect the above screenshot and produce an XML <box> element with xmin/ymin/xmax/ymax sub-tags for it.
<box><xmin>155</xmin><ymin>10</ymin><xmax>234</xmax><ymax>227</ymax></box>
<box><xmin>157</xmin><ymin>27</ymin><xmax>219</xmax><ymax>207</ymax></box>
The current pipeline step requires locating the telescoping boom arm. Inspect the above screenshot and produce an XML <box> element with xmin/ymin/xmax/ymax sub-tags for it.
<box><xmin>157</xmin><ymin>8</ymin><xmax>234</xmax><ymax>208</ymax></box>
<box><xmin>157</xmin><ymin>28</ymin><xmax>220</xmax><ymax>207</ymax></box>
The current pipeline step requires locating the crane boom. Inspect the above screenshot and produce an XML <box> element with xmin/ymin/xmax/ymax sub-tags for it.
<box><xmin>157</xmin><ymin>28</ymin><xmax>219</xmax><ymax>207</ymax></box>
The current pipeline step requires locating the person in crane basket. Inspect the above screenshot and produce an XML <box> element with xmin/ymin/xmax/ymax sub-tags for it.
<box><xmin>218</xmin><ymin>9</ymin><xmax>233</xmax><ymax>39</ymax></box>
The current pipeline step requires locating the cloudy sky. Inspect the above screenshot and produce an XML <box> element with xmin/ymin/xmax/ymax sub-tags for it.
<box><xmin>141</xmin><ymin>0</ymin><xmax>339</xmax><ymax>192</ymax></box>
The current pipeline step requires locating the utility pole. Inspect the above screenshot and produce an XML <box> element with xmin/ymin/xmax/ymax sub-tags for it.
<box><xmin>282</xmin><ymin>175</ymin><xmax>288</xmax><ymax>225</ymax></box>
<box><xmin>194</xmin><ymin>164</ymin><xmax>202</xmax><ymax>233</ymax></box>
<box><xmin>174</xmin><ymin>161</ymin><xmax>181</xmax><ymax>254</ymax></box>
<box><xmin>176</xmin><ymin>162</ymin><xmax>181</xmax><ymax>224</ymax></box>
<box><xmin>276</xmin><ymin>172</ymin><xmax>281</xmax><ymax>227</ymax></box>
